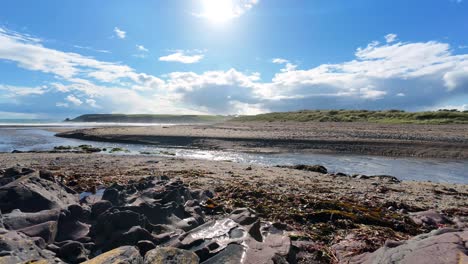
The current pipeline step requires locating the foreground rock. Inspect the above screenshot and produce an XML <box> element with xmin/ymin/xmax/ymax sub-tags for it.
<box><xmin>0</xmin><ymin>167</ymin><xmax>296</xmax><ymax>263</ymax></box>
<box><xmin>348</xmin><ymin>228</ymin><xmax>468</xmax><ymax>264</ymax></box>
<box><xmin>0</xmin><ymin>168</ymin><xmax>77</xmax><ymax>213</ymax></box>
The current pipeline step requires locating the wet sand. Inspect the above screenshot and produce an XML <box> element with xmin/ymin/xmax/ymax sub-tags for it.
<box><xmin>56</xmin><ymin>121</ymin><xmax>468</xmax><ymax>159</ymax></box>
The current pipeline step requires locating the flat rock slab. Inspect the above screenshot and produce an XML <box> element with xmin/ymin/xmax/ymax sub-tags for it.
<box><xmin>348</xmin><ymin>228</ymin><xmax>468</xmax><ymax>264</ymax></box>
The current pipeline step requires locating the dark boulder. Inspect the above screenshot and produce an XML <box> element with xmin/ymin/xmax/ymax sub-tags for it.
<box><xmin>57</xmin><ymin>241</ymin><xmax>89</xmax><ymax>263</ymax></box>
<box><xmin>137</xmin><ymin>240</ymin><xmax>156</xmax><ymax>256</ymax></box>
<box><xmin>91</xmin><ymin>200</ymin><xmax>112</xmax><ymax>218</ymax></box>
<box><xmin>102</xmin><ymin>188</ymin><xmax>121</xmax><ymax>205</ymax></box>
<box><xmin>0</xmin><ymin>174</ymin><xmax>77</xmax><ymax>213</ymax></box>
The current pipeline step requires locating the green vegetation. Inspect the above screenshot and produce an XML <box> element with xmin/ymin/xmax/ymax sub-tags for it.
<box><xmin>233</xmin><ymin>109</ymin><xmax>468</xmax><ymax>124</ymax></box>
<box><xmin>67</xmin><ymin>114</ymin><xmax>229</xmax><ymax>123</ymax></box>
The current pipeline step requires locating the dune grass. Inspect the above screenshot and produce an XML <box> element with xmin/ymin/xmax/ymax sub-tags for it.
<box><xmin>233</xmin><ymin>110</ymin><xmax>468</xmax><ymax>124</ymax></box>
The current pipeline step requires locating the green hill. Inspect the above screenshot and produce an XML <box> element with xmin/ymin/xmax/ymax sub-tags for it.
<box><xmin>233</xmin><ymin>110</ymin><xmax>468</xmax><ymax>124</ymax></box>
<box><xmin>66</xmin><ymin>114</ymin><xmax>229</xmax><ymax>123</ymax></box>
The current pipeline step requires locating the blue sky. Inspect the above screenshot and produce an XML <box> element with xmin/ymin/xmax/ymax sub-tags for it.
<box><xmin>0</xmin><ymin>0</ymin><xmax>467</xmax><ymax>118</ymax></box>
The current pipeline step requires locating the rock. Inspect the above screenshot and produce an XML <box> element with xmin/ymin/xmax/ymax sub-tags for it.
<box><xmin>58</xmin><ymin>241</ymin><xmax>89</xmax><ymax>263</ymax></box>
<box><xmin>39</xmin><ymin>170</ymin><xmax>56</xmax><ymax>182</ymax></box>
<box><xmin>2</xmin><ymin>209</ymin><xmax>61</xmax><ymax>230</ymax></box>
<box><xmin>56</xmin><ymin>219</ymin><xmax>90</xmax><ymax>242</ymax></box>
<box><xmin>144</xmin><ymin>247</ymin><xmax>199</xmax><ymax>264</ymax></box>
<box><xmin>0</xmin><ymin>230</ymin><xmax>60</xmax><ymax>263</ymax></box>
<box><xmin>277</xmin><ymin>164</ymin><xmax>328</xmax><ymax>174</ymax></box>
<box><xmin>102</xmin><ymin>188</ymin><xmax>120</xmax><ymax>205</ymax></box>
<box><xmin>0</xmin><ymin>174</ymin><xmax>77</xmax><ymax>213</ymax></box>
<box><xmin>230</xmin><ymin>208</ymin><xmax>258</xmax><ymax>225</ymax></box>
<box><xmin>137</xmin><ymin>240</ymin><xmax>156</xmax><ymax>256</ymax></box>
<box><xmin>82</xmin><ymin>246</ymin><xmax>143</xmax><ymax>264</ymax></box>
<box><xmin>0</xmin><ymin>167</ymin><xmax>34</xmax><ymax>186</ymax></box>
<box><xmin>410</xmin><ymin>210</ymin><xmax>452</xmax><ymax>227</ymax></box>
<box><xmin>105</xmin><ymin>226</ymin><xmax>155</xmax><ymax>251</ymax></box>
<box><xmin>349</xmin><ymin>228</ymin><xmax>468</xmax><ymax>264</ymax></box>
<box><xmin>68</xmin><ymin>204</ymin><xmax>89</xmax><ymax>221</ymax></box>
<box><xmin>18</xmin><ymin>220</ymin><xmax>58</xmax><ymax>244</ymax></box>
<box><xmin>91</xmin><ymin>200</ymin><xmax>113</xmax><ymax>218</ymax></box>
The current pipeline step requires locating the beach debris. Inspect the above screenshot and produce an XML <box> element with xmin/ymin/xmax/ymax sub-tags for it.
<box><xmin>277</xmin><ymin>164</ymin><xmax>328</xmax><ymax>174</ymax></box>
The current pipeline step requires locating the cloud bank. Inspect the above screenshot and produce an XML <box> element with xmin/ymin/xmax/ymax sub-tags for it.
<box><xmin>0</xmin><ymin>27</ymin><xmax>467</xmax><ymax>117</ymax></box>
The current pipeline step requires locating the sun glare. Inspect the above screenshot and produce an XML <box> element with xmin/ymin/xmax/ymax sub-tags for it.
<box><xmin>202</xmin><ymin>0</ymin><xmax>235</xmax><ymax>23</ymax></box>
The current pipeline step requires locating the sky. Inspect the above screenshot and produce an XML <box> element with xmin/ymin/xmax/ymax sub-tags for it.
<box><xmin>0</xmin><ymin>0</ymin><xmax>467</xmax><ymax>119</ymax></box>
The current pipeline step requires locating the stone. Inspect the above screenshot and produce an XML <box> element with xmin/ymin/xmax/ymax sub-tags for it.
<box><xmin>91</xmin><ymin>200</ymin><xmax>112</xmax><ymax>218</ymax></box>
<box><xmin>56</xmin><ymin>219</ymin><xmax>90</xmax><ymax>242</ymax></box>
<box><xmin>82</xmin><ymin>246</ymin><xmax>143</xmax><ymax>264</ymax></box>
<box><xmin>102</xmin><ymin>188</ymin><xmax>120</xmax><ymax>205</ymax></box>
<box><xmin>137</xmin><ymin>240</ymin><xmax>156</xmax><ymax>256</ymax></box>
<box><xmin>58</xmin><ymin>241</ymin><xmax>89</xmax><ymax>263</ymax></box>
<box><xmin>104</xmin><ymin>226</ymin><xmax>155</xmax><ymax>251</ymax></box>
<box><xmin>348</xmin><ymin>228</ymin><xmax>468</xmax><ymax>264</ymax></box>
<box><xmin>410</xmin><ymin>210</ymin><xmax>452</xmax><ymax>227</ymax></box>
<box><xmin>18</xmin><ymin>220</ymin><xmax>58</xmax><ymax>244</ymax></box>
<box><xmin>39</xmin><ymin>170</ymin><xmax>56</xmax><ymax>182</ymax></box>
<box><xmin>230</xmin><ymin>208</ymin><xmax>258</xmax><ymax>225</ymax></box>
<box><xmin>144</xmin><ymin>247</ymin><xmax>199</xmax><ymax>264</ymax></box>
<box><xmin>0</xmin><ymin>174</ymin><xmax>77</xmax><ymax>213</ymax></box>
<box><xmin>2</xmin><ymin>209</ymin><xmax>61</xmax><ymax>230</ymax></box>
<box><xmin>0</xmin><ymin>230</ymin><xmax>60</xmax><ymax>263</ymax></box>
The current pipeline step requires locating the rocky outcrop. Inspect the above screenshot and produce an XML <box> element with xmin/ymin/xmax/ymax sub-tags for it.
<box><xmin>348</xmin><ymin>228</ymin><xmax>468</xmax><ymax>264</ymax></box>
<box><xmin>0</xmin><ymin>171</ymin><xmax>77</xmax><ymax>213</ymax></box>
<box><xmin>0</xmin><ymin>167</ymin><xmax>296</xmax><ymax>263</ymax></box>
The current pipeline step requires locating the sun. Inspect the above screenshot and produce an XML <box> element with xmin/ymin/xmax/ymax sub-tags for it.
<box><xmin>202</xmin><ymin>0</ymin><xmax>235</xmax><ymax>23</ymax></box>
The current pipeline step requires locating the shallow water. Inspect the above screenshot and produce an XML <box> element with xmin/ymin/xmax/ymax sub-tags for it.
<box><xmin>0</xmin><ymin>127</ymin><xmax>467</xmax><ymax>184</ymax></box>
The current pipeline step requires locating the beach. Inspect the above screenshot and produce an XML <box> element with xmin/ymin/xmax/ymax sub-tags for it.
<box><xmin>57</xmin><ymin>121</ymin><xmax>468</xmax><ymax>159</ymax></box>
<box><xmin>0</xmin><ymin>122</ymin><xmax>467</xmax><ymax>263</ymax></box>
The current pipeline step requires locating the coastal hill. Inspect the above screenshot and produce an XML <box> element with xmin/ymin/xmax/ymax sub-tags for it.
<box><xmin>233</xmin><ymin>109</ymin><xmax>468</xmax><ymax>124</ymax></box>
<box><xmin>66</xmin><ymin>114</ymin><xmax>229</xmax><ymax>123</ymax></box>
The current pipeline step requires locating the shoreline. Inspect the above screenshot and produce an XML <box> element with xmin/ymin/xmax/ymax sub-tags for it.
<box><xmin>56</xmin><ymin>121</ymin><xmax>468</xmax><ymax>159</ymax></box>
<box><xmin>0</xmin><ymin>152</ymin><xmax>467</xmax><ymax>263</ymax></box>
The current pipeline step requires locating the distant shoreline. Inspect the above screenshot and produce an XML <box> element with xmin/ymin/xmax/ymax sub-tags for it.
<box><xmin>56</xmin><ymin>121</ymin><xmax>468</xmax><ymax>159</ymax></box>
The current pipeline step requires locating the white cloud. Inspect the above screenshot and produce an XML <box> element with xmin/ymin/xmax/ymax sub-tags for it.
<box><xmin>0</xmin><ymin>85</ymin><xmax>46</xmax><ymax>97</ymax></box>
<box><xmin>385</xmin><ymin>33</ymin><xmax>398</xmax><ymax>43</ymax></box>
<box><xmin>73</xmin><ymin>45</ymin><xmax>110</xmax><ymax>54</ymax></box>
<box><xmin>114</xmin><ymin>27</ymin><xmax>126</xmax><ymax>39</ymax></box>
<box><xmin>272</xmin><ymin>58</ymin><xmax>289</xmax><ymax>64</ymax></box>
<box><xmin>1</xmin><ymin>27</ymin><xmax>468</xmax><ymax>116</ymax></box>
<box><xmin>85</xmin><ymin>98</ymin><xmax>99</xmax><ymax>108</ymax></box>
<box><xmin>65</xmin><ymin>95</ymin><xmax>83</xmax><ymax>106</ymax></box>
<box><xmin>136</xmin><ymin>45</ymin><xmax>148</xmax><ymax>52</ymax></box>
<box><xmin>159</xmin><ymin>50</ymin><xmax>204</xmax><ymax>64</ymax></box>
<box><xmin>56</xmin><ymin>102</ymin><xmax>69</xmax><ymax>108</ymax></box>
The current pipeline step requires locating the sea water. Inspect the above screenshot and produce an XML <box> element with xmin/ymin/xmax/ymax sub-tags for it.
<box><xmin>0</xmin><ymin>124</ymin><xmax>466</xmax><ymax>184</ymax></box>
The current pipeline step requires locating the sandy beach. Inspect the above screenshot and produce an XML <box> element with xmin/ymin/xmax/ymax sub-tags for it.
<box><xmin>57</xmin><ymin>121</ymin><xmax>468</xmax><ymax>159</ymax></box>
